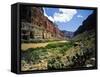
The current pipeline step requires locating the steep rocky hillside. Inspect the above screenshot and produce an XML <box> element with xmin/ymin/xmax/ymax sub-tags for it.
<box><xmin>74</xmin><ymin>11</ymin><xmax>97</xmax><ymax>36</ymax></box>
<box><xmin>71</xmin><ymin>10</ymin><xmax>97</xmax><ymax>68</ymax></box>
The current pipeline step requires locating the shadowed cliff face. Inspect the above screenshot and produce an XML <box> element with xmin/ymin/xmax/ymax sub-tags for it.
<box><xmin>70</xmin><ymin>10</ymin><xmax>97</xmax><ymax>69</ymax></box>
<box><xmin>74</xmin><ymin>11</ymin><xmax>97</xmax><ymax>36</ymax></box>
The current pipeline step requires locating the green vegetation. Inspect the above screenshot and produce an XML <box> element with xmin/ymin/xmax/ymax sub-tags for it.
<box><xmin>21</xmin><ymin>41</ymin><xmax>74</xmax><ymax>70</ymax></box>
<box><xmin>21</xmin><ymin>42</ymin><xmax>74</xmax><ymax>61</ymax></box>
<box><xmin>21</xmin><ymin>30</ymin><xmax>96</xmax><ymax>71</ymax></box>
<box><xmin>72</xmin><ymin>30</ymin><xmax>95</xmax><ymax>49</ymax></box>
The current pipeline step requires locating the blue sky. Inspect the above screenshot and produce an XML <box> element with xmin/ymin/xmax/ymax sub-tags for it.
<box><xmin>43</xmin><ymin>7</ymin><xmax>93</xmax><ymax>32</ymax></box>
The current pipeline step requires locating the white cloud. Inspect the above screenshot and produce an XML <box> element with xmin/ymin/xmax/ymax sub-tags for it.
<box><xmin>43</xmin><ymin>8</ymin><xmax>77</xmax><ymax>23</ymax></box>
<box><xmin>43</xmin><ymin>8</ymin><xmax>48</xmax><ymax>17</ymax></box>
<box><xmin>43</xmin><ymin>8</ymin><xmax>54</xmax><ymax>22</ymax></box>
<box><xmin>77</xmin><ymin>15</ymin><xmax>83</xmax><ymax>18</ymax></box>
<box><xmin>47</xmin><ymin>16</ymin><xmax>54</xmax><ymax>22</ymax></box>
<box><xmin>54</xmin><ymin>9</ymin><xmax>77</xmax><ymax>22</ymax></box>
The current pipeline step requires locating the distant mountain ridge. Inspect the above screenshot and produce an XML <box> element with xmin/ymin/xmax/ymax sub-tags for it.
<box><xmin>61</xmin><ymin>30</ymin><xmax>74</xmax><ymax>38</ymax></box>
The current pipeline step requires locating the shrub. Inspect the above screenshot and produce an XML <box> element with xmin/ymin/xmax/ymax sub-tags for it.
<box><xmin>47</xmin><ymin>58</ymin><xmax>62</xmax><ymax>69</ymax></box>
<box><xmin>21</xmin><ymin>60</ymin><xmax>27</xmax><ymax>66</ymax></box>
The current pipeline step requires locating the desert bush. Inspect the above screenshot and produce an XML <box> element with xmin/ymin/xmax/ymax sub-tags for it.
<box><xmin>47</xmin><ymin>57</ymin><xmax>63</xmax><ymax>69</ymax></box>
<box><xmin>21</xmin><ymin>47</ymin><xmax>48</xmax><ymax>63</ymax></box>
<box><xmin>21</xmin><ymin>60</ymin><xmax>27</xmax><ymax>66</ymax></box>
<box><xmin>46</xmin><ymin>42</ymin><xmax>73</xmax><ymax>49</ymax></box>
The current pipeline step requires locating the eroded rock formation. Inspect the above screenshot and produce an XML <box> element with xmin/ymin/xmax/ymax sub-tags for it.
<box><xmin>20</xmin><ymin>5</ymin><xmax>65</xmax><ymax>42</ymax></box>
